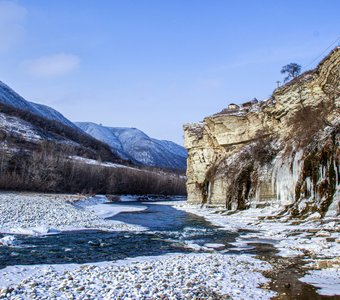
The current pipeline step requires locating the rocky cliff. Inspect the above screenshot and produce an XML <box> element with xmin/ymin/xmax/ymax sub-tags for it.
<box><xmin>184</xmin><ymin>47</ymin><xmax>339</xmax><ymax>218</ymax></box>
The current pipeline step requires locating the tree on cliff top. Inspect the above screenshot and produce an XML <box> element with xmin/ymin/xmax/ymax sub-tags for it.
<box><xmin>281</xmin><ymin>63</ymin><xmax>302</xmax><ymax>82</ymax></box>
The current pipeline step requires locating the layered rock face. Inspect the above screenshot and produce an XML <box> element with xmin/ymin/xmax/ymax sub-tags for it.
<box><xmin>184</xmin><ymin>48</ymin><xmax>339</xmax><ymax>218</ymax></box>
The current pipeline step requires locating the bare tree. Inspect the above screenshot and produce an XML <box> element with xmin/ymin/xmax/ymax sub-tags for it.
<box><xmin>281</xmin><ymin>63</ymin><xmax>302</xmax><ymax>82</ymax></box>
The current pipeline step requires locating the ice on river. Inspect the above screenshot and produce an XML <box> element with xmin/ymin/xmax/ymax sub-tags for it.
<box><xmin>0</xmin><ymin>236</ymin><xmax>17</xmax><ymax>247</ymax></box>
<box><xmin>75</xmin><ymin>195</ymin><xmax>147</xmax><ymax>219</ymax></box>
<box><xmin>176</xmin><ymin>204</ymin><xmax>340</xmax><ymax>259</ymax></box>
<box><xmin>176</xmin><ymin>203</ymin><xmax>340</xmax><ymax>296</ymax></box>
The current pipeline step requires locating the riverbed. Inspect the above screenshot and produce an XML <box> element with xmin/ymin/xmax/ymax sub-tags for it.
<box><xmin>0</xmin><ymin>201</ymin><xmax>241</xmax><ymax>268</ymax></box>
<box><xmin>0</xmin><ymin>196</ymin><xmax>339</xmax><ymax>299</ymax></box>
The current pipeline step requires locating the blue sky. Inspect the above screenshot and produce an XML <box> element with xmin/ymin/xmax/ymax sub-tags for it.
<box><xmin>0</xmin><ymin>0</ymin><xmax>339</xmax><ymax>144</ymax></box>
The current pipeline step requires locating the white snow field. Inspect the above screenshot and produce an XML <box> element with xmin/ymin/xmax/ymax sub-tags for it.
<box><xmin>300</xmin><ymin>267</ymin><xmax>340</xmax><ymax>296</ymax></box>
<box><xmin>175</xmin><ymin>202</ymin><xmax>340</xmax><ymax>296</ymax></box>
<box><xmin>0</xmin><ymin>193</ymin><xmax>145</xmax><ymax>235</ymax></box>
<box><xmin>0</xmin><ymin>253</ymin><xmax>275</xmax><ymax>300</ymax></box>
<box><xmin>1</xmin><ymin>194</ymin><xmax>339</xmax><ymax>298</ymax></box>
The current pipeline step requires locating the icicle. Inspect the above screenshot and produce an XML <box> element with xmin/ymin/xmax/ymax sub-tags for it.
<box><xmin>207</xmin><ymin>181</ymin><xmax>211</xmax><ymax>203</ymax></box>
<box><xmin>272</xmin><ymin>150</ymin><xmax>304</xmax><ymax>206</ymax></box>
<box><xmin>325</xmin><ymin>161</ymin><xmax>340</xmax><ymax>216</ymax></box>
<box><xmin>334</xmin><ymin>161</ymin><xmax>339</xmax><ymax>186</ymax></box>
<box><xmin>319</xmin><ymin>165</ymin><xmax>326</xmax><ymax>180</ymax></box>
<box><xmin>255</xmin><ymin>186</ymin><xmax>261</xmax><ymax>203</ymax></box>
<box><xmin>305</xmin><ymin>177</ymin><xmax>314</xmax><ymax>199</ymax></box>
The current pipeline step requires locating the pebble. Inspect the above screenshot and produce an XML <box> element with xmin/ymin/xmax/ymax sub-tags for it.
<box><xmin>1</xmin><ymin>253</ymin><xmax>275</xmax><ymax>300</ymax></box>
<box><xmin>0</xmin><ymin>193</ymin><xmax>141</xmax><ymax>234</ymax></box>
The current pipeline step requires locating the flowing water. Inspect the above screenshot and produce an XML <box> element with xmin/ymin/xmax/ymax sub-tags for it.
<box><xmin>0</xmin><ymin>201</ymin><xmax>240</xmax><ymax>268</ymax></box>
<box><xmin>0</xmin><ymin>199</ymin><xmax>337</xmax><ymax>299</ymax></box>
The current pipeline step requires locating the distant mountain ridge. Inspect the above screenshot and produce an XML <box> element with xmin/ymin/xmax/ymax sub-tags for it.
<box><xmin>0</xmin><ymin>81</ymin><xmax>80</xmax><ymax>131</ymax></box>
<box><xmin>0</xmin><ymin>80</ymin><xmax>187</xmax><ymax>171</ymax></box>
<box><xmin>0</xmin><ymin>80</ymin><xmax>120</xmax><ymax>163</ymax></box>
<box><xmin>76</xmin><ymin>122</ymin><xmax>187</xmax><ymax>170</ymax></box>
<box><xmin>0</xmin><ymin>80</ymin><xmax>186</xmax><ymax>195</ymax></box>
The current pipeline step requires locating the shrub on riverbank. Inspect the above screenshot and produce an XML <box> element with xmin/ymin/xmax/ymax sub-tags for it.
<box><xmin>0</xmin><ymin>144</ymin><xmax>186</xmax><ymax>195</ymax></box>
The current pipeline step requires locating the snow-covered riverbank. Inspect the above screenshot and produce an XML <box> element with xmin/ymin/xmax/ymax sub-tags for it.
<box><xmin>174</xmin><ymin>202</ymin><xmax>340</xmax><ymax>296</ymax></box>
<box><xmin>1</xmin><ymin>193</ymin><xmax>339</xmax><ymax>298</ymax></box>
<box><xmin>0</xmin><ymin>253</ymin><xmax>275</xmax><ymax>300</ymax></box>
<box><xmin>0</xmin><ymin>193</ymin><xmax>277</xmax><ymax>299</ymax></box>
<box><xmin>0</xmin><ymin>193</ymin><xmax>146</xmax><ymax>235</ymax></box>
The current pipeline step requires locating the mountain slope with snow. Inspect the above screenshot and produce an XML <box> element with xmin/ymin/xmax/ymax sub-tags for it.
<box><xmin>0</xmin><ymin>80</ymin><xmax>186</xmax><ymax>195</ymax></box>
<box><xmin>0</xmin><ymin>81</ymin><xmax>80</xmax><ymax>131</ymax></box>
<box><xmin>29</xmin><ymin>102</ymin><xmax>79</xmax><ymax>130</ymax></box>
<box><xmin>0</xmin><ymin>80</ymin><xmax>119</xmax><ymax>162</ymax></box>
<box><xmin>76</xmin><ymin>122</ymin><xmax>187</xmax><ymax>170</ymax></box>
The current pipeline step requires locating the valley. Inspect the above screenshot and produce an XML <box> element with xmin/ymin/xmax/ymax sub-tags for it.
<box><xmin>0</xmin><ymin>23</ymin><xmax>338</xmax><ymax>300</ymax></box>
<box><xmin>0</xmin><ymin>193</ymin><xmax>338</xmax><ymax>299</ymax></box>
<box><xmin>0</xmin><ymin>81</ymin><xmax>186</xmax><ymax>196</ymax></box>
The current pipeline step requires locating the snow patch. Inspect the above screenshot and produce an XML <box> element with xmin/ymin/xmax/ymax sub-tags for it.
<box><xmin>175</xmin><ymin>203</ymin><xmax>340</xmax><ymax>260</ymax></box>
<box><xmin>0</xmin><ymin>193</ymin><xmax>145</xmax><ymax>235</ymax></box>
<box><xmin>0</xmin><ymin>253</ymin><xmax>275</xmax><ymax>299</ymax></box>
<box><xmin>0</xmin><ymin>235</ymin><xmax>17</xmax><ymax>247</ymax></box>
<box><xmin>76</xmin><ymin>122</ymin><xmax>187</xmax><ymax>169</ymax></box>
<box><xmin>300</xmin><ymin>268</ymin><xmax>340</xmax><ymax>296</ymax></box>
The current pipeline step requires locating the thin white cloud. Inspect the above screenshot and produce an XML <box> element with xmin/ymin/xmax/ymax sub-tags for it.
<box><xmin>0</xmin><ymin>1</ymin><xmax>27</xmax><ymax>52</ymax></box>
<box><xmin>22</xmin><ymin>53</ymin><xmax>80</xmax><ymax>77</ymax></box>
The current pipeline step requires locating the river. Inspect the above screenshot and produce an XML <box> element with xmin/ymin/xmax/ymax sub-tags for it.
<box><xmin>0</xmin><ymin>199</ymin><xmax>335</xmax><ymax>299</ymax></box>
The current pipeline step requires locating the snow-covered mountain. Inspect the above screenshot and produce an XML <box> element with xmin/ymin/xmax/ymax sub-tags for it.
<box><xmin>76</xmin><ymin>122</ymin><xmax>187</xmax><ymax>170</ymax></box>
<box><xmin>0</xmin><ymin>80</ymin><xmax>118</xmax><ymax>162</ymax></box>
<box><xmin>0</xmin><ymin>80</ymin><xmax>186</xmax><ymax>170</ymax></box>
<box><xmin>0</xmin><ymin>80</ymin><xmax>186</xmax><ymax>194</ymax></box>
<box><xmin>0</xmin><ymin>81</ymin><xmax>79</xmax><ymax>131</ymax></box>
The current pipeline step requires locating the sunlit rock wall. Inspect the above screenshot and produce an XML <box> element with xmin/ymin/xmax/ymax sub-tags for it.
<box><xmin>184</xmin><ymin>47</ymin><xmax>340</xmax><ymax>218</ymax></box>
